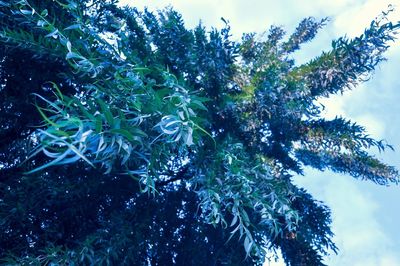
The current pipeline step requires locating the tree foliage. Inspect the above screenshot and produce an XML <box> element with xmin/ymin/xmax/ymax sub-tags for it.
<box><xmin>0</xmin><ymin>1</ymin><xmax>399</xmax><ymax>265</ymax></box>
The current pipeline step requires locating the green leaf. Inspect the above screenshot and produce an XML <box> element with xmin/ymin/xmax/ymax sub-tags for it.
<box><xmin>55</xmin><ymin>0</ymin><xmax>78</xmax><ymax>10</ymax></box>
<box><xmin>132</xmin><ymin>67</ymin><xmax>151</xmax><ymax>74</ymax></box>
<box><xmin>46</xmin><ymin>127</ymin><xmax>71</xmax><ymax>138</ymax></box>
<box><xmin>97</xmin><ymin>98</ymin><xmax>114</xmax><ymax>127</ymax></box>
<box><xmin>109</xmin><ymin>128</ymin><xmax>134</xmax><ymax>142</ymax></box>
<box><xmin>130</xmin><ymin>127</ymin><xmax>148</xmax><ymax>138</ymax></box>
<box><xmin>95</xmin><ymin>116</ymin><xmax>103</xmax><ymax>133</ymax></box>
<box><xmin>191</xmin><ymin>100</ymin><xmax>208</xmax><ymax>111</ymax></box>
<box><xmin>35</xmin><ymin>105</ymin><xmax>59</xmax><ymax>127</ymax></box>
<box><xmin>40</xmin><ymin>9</ymin><xmax>48</xmax><ymax>17</ymax></box>
<box><xmin>74</xmin><ymin>100</ymin><xmax>95</xmax><ymax>121</ymax></box>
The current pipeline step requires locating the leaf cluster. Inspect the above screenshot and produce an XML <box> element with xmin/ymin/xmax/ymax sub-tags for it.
<box><xmin>0</xmin><ymin>1</ymin><xmax>399</xmax><ymax>265</ymax></box>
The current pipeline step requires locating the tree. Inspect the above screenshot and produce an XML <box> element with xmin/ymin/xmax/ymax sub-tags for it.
<box><xmin>0</xmin><ymin>1</ymin><xmax>399</xmax><ymax>265</ymax></box>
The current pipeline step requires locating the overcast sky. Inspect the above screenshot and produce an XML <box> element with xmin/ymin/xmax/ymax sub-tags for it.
<box><xmin>120</xmin><ymin>1</ymin><xmax>400</xmax><ymax>265</ymax></box>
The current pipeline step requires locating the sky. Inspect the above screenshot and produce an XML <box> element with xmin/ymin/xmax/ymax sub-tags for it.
<box><xmin>120</xmin><ymin>1</ymin><xmax>400</xmax><ymax>265</ymax></box>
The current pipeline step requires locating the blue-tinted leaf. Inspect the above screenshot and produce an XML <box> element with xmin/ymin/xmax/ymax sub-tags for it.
<box><xmin>0</xmin><ymin>1</ymin><xmax>10</xmax><ymax>7</ymax></box>
<box><xmin>45</xmin><ymin>29</ymin><xmax>59</xmax><ymax>39</ymax></box>
<box><xmin>64</xmin><ymin>24</ymin><xmax>81</xmax><ymax>31</ymax></box>
<box><xmin>20</xmin><ymin>9</ymin><xmax>33</xmax><ymax>15</ymax></box>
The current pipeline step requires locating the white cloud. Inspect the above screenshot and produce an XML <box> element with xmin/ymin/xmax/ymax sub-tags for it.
<box><xmin>318</xmin><ymin>95</ymin><xmax>347</xmax><ymax>119</ymax></box>
<box><xmin>318</xmin><ymin>91</ymin><xmax>386</xmax><ymax>139</ymax></box>
<box><xmin>334</xmin><ymin>0</ymin><xmax>400</xmax><ymax>37</ymax></box>
<box><xmin>353</xmin><ymin>114</ymin><xmax>386</xmax><ymax>139</ymax></box>
<box><xmin>295</xmin><ymin>170</ymin><xmax>400</xmax><ymax>266</ymax></box>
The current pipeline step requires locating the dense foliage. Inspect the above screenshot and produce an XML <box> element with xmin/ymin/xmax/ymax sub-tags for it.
<box><xmin>0</xmin><ymin>1</ymin><xmax>399</xmax><ymax>265</ymax></box>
